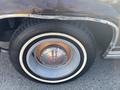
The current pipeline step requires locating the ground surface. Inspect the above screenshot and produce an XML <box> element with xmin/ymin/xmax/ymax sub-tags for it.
<box><xmin>0</xmin><ymin>52</ymin><xmax>120</xmax><ymax>90</ymax></box>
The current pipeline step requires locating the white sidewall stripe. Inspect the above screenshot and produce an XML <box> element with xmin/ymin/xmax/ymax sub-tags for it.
<box><xmin>19</xmin><ymin>33</ymin><xmax>87</xmax><ymax>83</ymax></box>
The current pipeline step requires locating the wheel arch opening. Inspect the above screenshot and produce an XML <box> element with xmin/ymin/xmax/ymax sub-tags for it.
<box><xmin>0</xmin><ymin>17</ymin><xmax>113</xmax><ymax>52</ymax></box>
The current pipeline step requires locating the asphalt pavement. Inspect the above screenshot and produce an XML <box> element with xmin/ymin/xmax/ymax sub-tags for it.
<box><xmin>0</xmin><ymin>52</ymin><xmax>120</xmax><ymax>90</ymax></box>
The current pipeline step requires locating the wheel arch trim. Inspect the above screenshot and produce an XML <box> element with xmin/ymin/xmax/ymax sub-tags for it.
<box><xmin>0</xmin><ymin>14</ymin><xmax>119</xmax><ymax>58</ymax></box>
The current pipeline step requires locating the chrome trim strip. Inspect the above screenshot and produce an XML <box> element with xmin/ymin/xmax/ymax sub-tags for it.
<box><xmin>0</xmin><ymin>14</ymin><xmax>119</xmax><ymax>58</ymax></box>
<box><xmin>108</xmin><ymin>51</ymin><xmax>120</xmax><ymax>54</ymax></box>
<box><xmin>105</xmin><ymin>54</ymin><xmax>120</xmax><ymax>59</ymax></box>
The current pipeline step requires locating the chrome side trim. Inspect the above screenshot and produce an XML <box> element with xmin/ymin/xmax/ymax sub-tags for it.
<box><xmin>105</xmin><ymin>54</ymin><xmax>120</xmax><ymax>59</ymax></box>
<box><xmin>105</xmin><ymin>51</ymin><xmax>120</xmax><ymax>59</ymax></box>
<box><xmin>108</xmin><ymin>51</ymin><xmax>120</xmax><ymax>54</ymax></box>
<box><xmin>0</xmin><ymin>14</ymin><xmax>119</xmax><ymax>58</ymax></box>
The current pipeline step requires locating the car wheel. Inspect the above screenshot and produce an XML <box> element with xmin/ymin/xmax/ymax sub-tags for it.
<box><xmin>9</xmin><ymin>20</ymin><xmax>96</xmax><ymax>84</ymax></box>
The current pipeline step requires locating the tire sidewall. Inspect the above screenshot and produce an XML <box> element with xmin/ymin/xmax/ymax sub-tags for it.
<box><xmin>9</xmin><ymin>22</ymin><xmax>96</xmax><ymax>83</ymax></box>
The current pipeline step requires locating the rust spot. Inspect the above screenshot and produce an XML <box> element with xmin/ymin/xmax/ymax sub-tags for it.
<box><xmin>16</xmin><ymin>8</ymin><xmax>44</xmax><ymax>14</ymax></box>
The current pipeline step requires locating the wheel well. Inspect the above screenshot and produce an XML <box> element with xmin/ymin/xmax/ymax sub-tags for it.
<box><xmin>0</xmin><ymin>18</ymin><xmax>22</xmax><ymax>41</ymax></box>
<box><xmin>0</xmin><ymin>18</ymin><xmax>113</xmax><ymax>51</ymax></box>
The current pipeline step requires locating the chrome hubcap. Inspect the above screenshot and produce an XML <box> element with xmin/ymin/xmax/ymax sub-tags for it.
<box><xmin>39</xmin><ymin>46</ymin><xmax>68</xmax><ymax>67</ymax></box>
<box><xmin>25</xmin><ymin>37</ymin><xmax>82</xmax><ymax>80</ymax></box>
<box><xmin>34</xmin><ymin>41</ymin><xmax>71</xmax><ymax>68</ymax></box>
